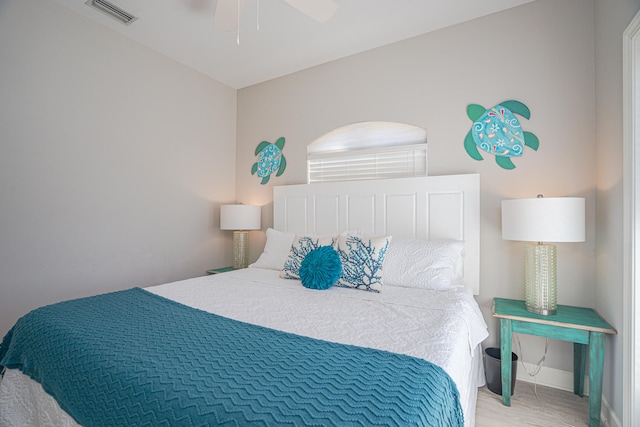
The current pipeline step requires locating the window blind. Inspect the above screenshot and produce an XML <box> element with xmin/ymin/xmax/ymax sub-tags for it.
<box><xmin>307</xmin><ymin>122</ymin><xmax>427</xmax><ymax>183</ymax></box>
<box><xmin>308</xmin><ymin>144</ymin><xmax>427</xmax><ymax>183</ymax></box>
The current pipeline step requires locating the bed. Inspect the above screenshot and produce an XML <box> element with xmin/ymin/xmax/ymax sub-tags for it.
<box><xmin>0</xmin><ymin>174</ymin><xmax>488</xmax><ymax>426</ymax></box>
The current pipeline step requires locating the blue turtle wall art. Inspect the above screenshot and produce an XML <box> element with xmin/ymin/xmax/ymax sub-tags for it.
<box><xmin>464</xmin><ymin>100</ymin><xmax>539</xmax><ymax>170</ymax></box>
<box><xmin>251</xmin><ymin>136</ymin><xmax>287</xmax><ymax>184</ymax></box>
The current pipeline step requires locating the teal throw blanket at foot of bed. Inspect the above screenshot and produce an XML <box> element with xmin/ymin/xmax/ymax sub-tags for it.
<box><xmin>0</xmin><ymin>287</ymin><xmax>463</xmax><ymax>426</ymax></box>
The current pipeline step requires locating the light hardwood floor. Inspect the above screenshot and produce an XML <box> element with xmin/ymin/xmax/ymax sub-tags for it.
<box><xmin>476</xmin><ymin>381</ymin><xmax>590</xmax><ymax>426</ymax></box>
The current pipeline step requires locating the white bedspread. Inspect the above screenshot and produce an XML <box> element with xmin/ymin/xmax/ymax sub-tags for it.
<box><xmin>0</xmin><ymin>268</ymin><xmax>488</xmax><ymax>426</ymax></box>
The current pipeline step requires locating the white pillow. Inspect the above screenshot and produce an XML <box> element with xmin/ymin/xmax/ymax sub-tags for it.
<box><xmin>249</xmin><ymin>228</ymin><xmax>295</xmax><ymax>270</ymax></box>
<box><xmin>383</xmin><ymin>239</ymin><xmax>465</xmax><ymax>290</ymax></box>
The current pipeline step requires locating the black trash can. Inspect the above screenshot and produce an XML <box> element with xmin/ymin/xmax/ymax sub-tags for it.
<box><xmin>484</xmin><ymin>347</ymin><xmax>518</xmax><ymax>396</ymax></box>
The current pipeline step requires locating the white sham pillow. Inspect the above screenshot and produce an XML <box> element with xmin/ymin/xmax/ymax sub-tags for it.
<box><xmin>249</xmin><ymin>228</ymin><xmax>295</xmax><ymax>270</ymax></box>
<box><xmin>383</xmin><ymin>239</ymin><xmax>465</xmax><ymax>290</ymax></box>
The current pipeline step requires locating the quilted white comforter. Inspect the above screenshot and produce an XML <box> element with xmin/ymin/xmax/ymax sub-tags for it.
<box><xmin>0</xmin><ymin>267</ymin><xmax>488</xmax><ymax>426</ymax></box>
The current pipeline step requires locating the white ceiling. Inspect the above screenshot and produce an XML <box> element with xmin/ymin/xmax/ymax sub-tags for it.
<box><xmin>52</xmin><ymin>0</ymin><xmax>535</xmax><ymax>89</ymax></box>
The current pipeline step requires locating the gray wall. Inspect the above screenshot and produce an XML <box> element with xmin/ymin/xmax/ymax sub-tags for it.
<box><xmin>0</xmin><ymin>0</ymin><xmax>237</xmax><ymax>337</ymax></box>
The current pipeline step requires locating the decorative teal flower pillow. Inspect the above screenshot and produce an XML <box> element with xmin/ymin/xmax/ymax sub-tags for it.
<box><xmin>281</xmin><ymin>234</ymin><xmax>337</xmax><ymax>279</ymax></box>
<box><xmin>335</xmin><ymin>235</ymin><xmax>392</xmax><ymax>293</ymax></box>
<box><xmin>299</xmin><ymin>246</ymin><xmax>342</xmax><ymax>290</ymax></box>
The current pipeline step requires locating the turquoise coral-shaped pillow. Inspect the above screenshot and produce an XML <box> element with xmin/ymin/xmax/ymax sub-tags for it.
<box><xmin>299</xmin><ymin>246</ymin><xmax>342</xmax><ymax>290</ymax></box>
<box><xmin>335</xmin><ymin>234</ymin><xmax>391</xmax><ymax>293</ymax></box>
<box><xmin>281</xmin><ymin>234</ymin><xmax>337</xmax><ymax>279</ymax></box>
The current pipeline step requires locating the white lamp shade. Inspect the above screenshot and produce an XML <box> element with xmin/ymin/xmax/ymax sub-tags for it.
<box><xmin>502</xmin><ymin>197</ymin><xmax>585</xmax><ymax>243</ymax></box>
<box><xmin>220</xmin><ymin>205</ymin><xmax>261</xmax><ymax>231</ymax></box>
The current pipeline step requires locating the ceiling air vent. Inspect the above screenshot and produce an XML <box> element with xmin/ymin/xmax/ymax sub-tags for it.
<box><xmin>85</xmin><ymin>0</ymin><xmax>137</xmax><ymax>25</ymax></box>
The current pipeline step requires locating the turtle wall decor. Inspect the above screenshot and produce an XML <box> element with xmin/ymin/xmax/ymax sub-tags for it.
<box><xmin>251</xmin><ymin>136</ymin><xmax>287</xmax><ymax>185</ymax></box>
<box><xmin>464</xmin><ymin>100</ymin><xmax>539</xmax><ymax>170</ymax></box>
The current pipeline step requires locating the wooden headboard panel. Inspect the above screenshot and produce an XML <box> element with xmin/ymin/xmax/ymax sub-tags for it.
<box><xmin>273</xmin><ymin>174</ymin><xmax>480</xmax><ymax>294</ymax></box>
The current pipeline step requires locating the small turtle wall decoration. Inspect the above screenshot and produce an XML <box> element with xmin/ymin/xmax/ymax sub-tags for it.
<box><xmin>464</xmin><ymin>100</ymin><xmax>539</xmax><ymax>170</ymax></box>
<box><xmin>251</xmin><ymin>136</ymin><xmax>287</xmax><ymax>185</ymax></box>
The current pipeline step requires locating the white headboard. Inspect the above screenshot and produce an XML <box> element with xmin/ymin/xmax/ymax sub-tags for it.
<box><xmin>273</xmin><ymin>174</ymin><xmax>480</xmax><ymax>294</ymax></box>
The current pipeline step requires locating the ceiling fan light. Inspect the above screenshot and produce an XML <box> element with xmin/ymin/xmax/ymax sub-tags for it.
<box><xmin>214</xmin><ymin>0</ymin><xmax>338</xmax><ymax>34</ymax></box>
<box><xmin>214</xmin><ymin>0</ymin><xmax>243</xmax><ymax>32</ymax></box>
<box><xmin>283</xmin><ymin>0</ymin><xmax>339</xmax><ymax>24</ymax></box>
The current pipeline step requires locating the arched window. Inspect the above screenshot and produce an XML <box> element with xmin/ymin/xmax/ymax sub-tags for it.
<box><xmin>307</xmin><ymin>121</ymin><xmax>427</xmax><ymax>183</ymax></box>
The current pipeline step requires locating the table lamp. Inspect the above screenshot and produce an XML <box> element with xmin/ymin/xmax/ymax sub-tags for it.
<box><xmin>220</xmin><ymin>204</ymin><xmax>261</xmax><ymax>269</ymax></box>
<box><xmin>502</xmin><ymin>196</ymin><xmax>585</xmax><ymax>315</ymax></box>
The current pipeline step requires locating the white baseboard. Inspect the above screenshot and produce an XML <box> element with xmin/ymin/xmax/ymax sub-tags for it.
<box><xmin>601</xmin><ymin>395</ymin><xmax>622</xmax><ymax>427</ymax></box>
<box><xmin>515</xmin><ymin>361</ymin><xmax>581</xmax><ymax>392</ymax></box>
<box><xmin>516</xmin><ymin>362</ymin><xmax>621</xmax><ymax>427</ymax></box>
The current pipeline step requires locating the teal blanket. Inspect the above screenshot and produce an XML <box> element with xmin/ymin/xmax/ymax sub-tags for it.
<box><xmin>1</xmin><ymin>288</ymin><xmax>463</xmax><ymax>426</ymax></box>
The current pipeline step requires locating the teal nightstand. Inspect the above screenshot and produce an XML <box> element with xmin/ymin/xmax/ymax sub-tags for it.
<box><xmin>206</xmin><ymin>266</ymin><xmax>235</xmax><ymax>275</ymax></box>
<box><xmin>492</xmin><ymin>298</ymin><xmax>616</xmax><ymax>427</ymax></box>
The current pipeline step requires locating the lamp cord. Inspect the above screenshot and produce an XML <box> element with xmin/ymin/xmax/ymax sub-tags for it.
<box><xmin>516</xmin><ymin>333</ymin><xmax>548</xmax><ymax>377</ymax></box>
<box><xmin>514</xmin><ymin>334</ymin><xmax>576</xmax><ymax>427</ymax></box>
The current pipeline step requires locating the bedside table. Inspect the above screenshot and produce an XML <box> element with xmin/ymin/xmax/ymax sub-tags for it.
<box><xmin>207</xmin><ymin>266</ymin><xmax>234</xmax><ymax>275</ymax></box>
<box><xmin>492</xmin><ymin>298</ymin><xmax>616</xmax><ymax>427</ymax></box>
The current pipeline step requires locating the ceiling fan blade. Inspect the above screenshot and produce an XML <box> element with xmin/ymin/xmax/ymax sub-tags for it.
<box><xmin>213</xmin><ymin>0</ymin><xmax>244</xmax><ymax>32</ymax></box>
<box><xmin>282</xmin><ymin>0</ymin><xmax>339</xmax><ymax>24</ymax></box>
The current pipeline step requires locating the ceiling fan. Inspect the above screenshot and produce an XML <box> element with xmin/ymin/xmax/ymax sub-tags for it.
<box><xmin>213</xmin><ymin>0</ymin><xmax>339</xmax><ymax>32</ymax></box>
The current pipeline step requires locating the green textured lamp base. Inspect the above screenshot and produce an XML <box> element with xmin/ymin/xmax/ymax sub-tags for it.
<box><xmin>232</xmin><ymin>230</ymin><xmax>249</xmax><ymax>270</ymax></box>
<box><xmin>524</xmin><ymin>243</ymin><xmax>557</xmax><ymax>315</ymax></box>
